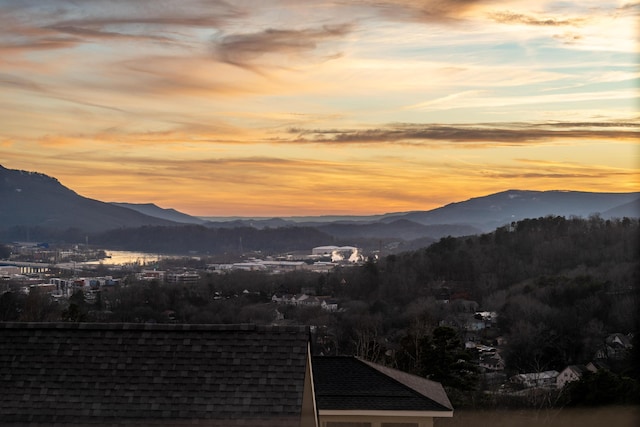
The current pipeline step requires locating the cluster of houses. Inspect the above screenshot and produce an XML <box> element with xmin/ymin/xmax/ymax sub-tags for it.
<box><xmin>5</xmin><ymin>276</ymin><xmax>121</xmax><ymax>299</ymax></box>
<box><xmin>461</xmin><ymin>327</ymin><xmax>634</xmax><ymax>394</ymax></box>
<box><xmin>271</xmin><ymin>292</ymin><xmax>340</xmax><ymax>312</ymax></box>
<box><xmin>509</xmin><ymin>362</ymin><xmax>606</xmax><ymax>390</ymax></box>
<box><xmin>473</xmin><ymin>332</ymin><xmax>635</xmax><ymax>392</ymax></box>
<box><xmin>206</xmin><ymin>260</ymin><xmax>335</xmax><ymax>274</ymax></box>
<box><xmin>203</xmin><ymin>246</ymin><xmax>365</xmax><ymax>275</ymax></box>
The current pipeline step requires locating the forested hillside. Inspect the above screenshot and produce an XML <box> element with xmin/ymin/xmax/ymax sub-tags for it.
<box><xmin>329</xmin><ymin>215</ymin><xmax>638</xmax><ymax>369</ymax></box>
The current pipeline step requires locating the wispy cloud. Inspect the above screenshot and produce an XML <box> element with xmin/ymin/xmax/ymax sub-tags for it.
<box><xmin>214</xmin><ymin>24</ymin><xmax>352</xmax><ymax>71</ymax></box>
<box><xmin>286</xmin><ymin>121</ymin><xmax>640</xmax><ymax>146</ymax></box>
<box><xmin>359</xmin><ymin>0</ymin><xmax>490</xmax><ymax>23</ymax></box>
<box><xmin>0</xmin><ymin>0</ymin><xmax>244</xmax><ymax>54</ymax></box>
<box><xmin>490</xmin><ymin>11</ymin><xmax>584</xmax><ymax>26</ymax></box>
<box><xmin>44</xmin><ymin>25</ymin><xmax>176</xmax><ymax>43</ymax></box>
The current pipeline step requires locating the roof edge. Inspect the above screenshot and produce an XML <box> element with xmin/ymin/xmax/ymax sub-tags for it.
<box><xmin>357</xmin><ymin>358</ymin><xmax>454</xmax><ymax>411</ymax></box>
<box><xmin>318</xmin><ymin>409</ymin><xmax>454</xmax><ymax>418</ymax></box>
<box><xmin>0</xmin><ymin>322</ymin><xmax>310</xmax><ymax>333</ymax></box>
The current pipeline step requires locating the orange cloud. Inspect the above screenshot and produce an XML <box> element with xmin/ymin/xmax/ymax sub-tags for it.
<box><xmin>490</xmin><ymin>11</ymin><xmax>584</xmax><ymax>26</ymax></box>
<box><xmin>357</xmin><ymin>0</ymin><xmax>490</xmax><ymax>23</ymax></box>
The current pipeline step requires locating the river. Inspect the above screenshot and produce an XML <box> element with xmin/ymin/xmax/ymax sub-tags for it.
<box><xmin>83</xmin><ymin>250</ymin><xmax>162</xmax><ymax>266</ymax></box>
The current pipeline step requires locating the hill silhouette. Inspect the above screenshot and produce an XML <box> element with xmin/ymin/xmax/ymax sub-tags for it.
<box><xmin>1</xmin><ymin>164</ymin><xmax>638</xmax><ymax>250</ymax></box>
<box><xmin>0</xmin><ymin>165</ymin><xmax>175</xmax><ymax>234</ymax></box>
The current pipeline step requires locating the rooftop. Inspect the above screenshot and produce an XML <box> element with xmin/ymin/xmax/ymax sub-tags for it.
<box><xmin>312</xmin><ymin>356</ymin><xmax>453</xmax><ymax>413</ymax></box>
<box><xmin>0</xmin><ymin>322</ymin><xmax>311</xmax><ymax>426</ymax></box>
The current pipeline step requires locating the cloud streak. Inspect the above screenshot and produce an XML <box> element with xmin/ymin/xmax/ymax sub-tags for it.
<box><xmin>286</xmin><ymin>121</ymin><xmax>640</xmax><ymax>146</ymax></box>
<box><xmin>490</xmin><ymin>11</ymin><xmax>584</xmax><ymax>26</ymax></box>
<box><xmin>214</xmin><ymin>24</ymin><xmax>352</xmax><ymax>71</ymax></box>
<box><xmin>360</xmin><ymin>0</ymin><xmax>490</xmax><ymax>23</ymax></box>
<box><xmin>0</xmin><ymin>0</ymin><xmax>244</xmax><ymax>55</ymax></box>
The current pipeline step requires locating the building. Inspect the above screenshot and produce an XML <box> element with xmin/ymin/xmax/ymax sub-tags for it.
<box><xmin>311</xmin><ymin>246</ymin><xmax>361</xmax><ymax>262</ymax></box>
<box><xmin>595</xmin><ymin>333</ymin><xmax>634</xmax><ymax>361</ymax></box>
<box><xmin>0</xmin><ymin>323</ymin><xmax>453</xmax><ymax>427</ymax></box>
<box><xmin>478</xmin><ymin>352</ymin><xmax>505</xmax><ymax>372</ymax></box>
<box><xmin>313</xmin><ymin>357</ymin><xmax>453</xmax><ymax>427</ymax></box>
<box><xmin>312</xmin><ymin>246</ymin><xmax>341</xmax><ymax>256</ymax></box>
<box><xmin>165</xmin><ymin>271</ymin><xmax>200</xmax><ymax>284</ymax></box>
<box><xmin>510</xmin><ymin>370</ymin><xmax>559</xmax><ymax>389</ymax></box>
<box><xmin>0</xmin><ymin>265</ymin><xmax>20</xmax><ymax>277</ymax></box>
<box><xmin>556</xmin><ymin>364</ymin><xmax>589</xmax><ymax>389</ymax></box>
<box><xmin>139</xmin><ymin>269</ymin><xmax>166</xmax><ymax>281</ymax></box>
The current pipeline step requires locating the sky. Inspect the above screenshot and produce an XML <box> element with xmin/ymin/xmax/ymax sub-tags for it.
<box><xmin>1</xmin><ymin>0</ymin><xmax>638</xmax><ymax>217</ymax></box>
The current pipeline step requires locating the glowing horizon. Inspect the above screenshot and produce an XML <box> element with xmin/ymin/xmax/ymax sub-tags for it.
<box><xmin>1</xmin><ymin>0</ymin><xmax>638</xmax><ymax>217</ymax></box>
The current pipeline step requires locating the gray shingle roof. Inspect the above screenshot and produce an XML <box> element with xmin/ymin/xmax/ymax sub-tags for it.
<box><xmin>312</xmin><ymin>356</ymin><xmax>453</xmax><ymax>412</ymax></box>
<box><xmin>0</xmin><ymin>322</ymin><xmax>311</xmax><ymax>426</ymax></box>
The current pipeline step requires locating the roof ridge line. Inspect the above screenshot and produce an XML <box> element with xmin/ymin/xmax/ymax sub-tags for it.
<box><xmin>356</xmin><ymin>357</ymin><xmax>453</xmax><ymax>411</ymax></box>
<box><xmin>0</xmin><ymin>322</ymin><xmax>309</xmax><ymax>332</ymax></box>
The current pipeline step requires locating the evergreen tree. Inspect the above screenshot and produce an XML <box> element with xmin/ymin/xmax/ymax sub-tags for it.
<box><xmin>417</xmin><ymin>326</ymin><xmax>478</xmax><ymax>391</ymax></box>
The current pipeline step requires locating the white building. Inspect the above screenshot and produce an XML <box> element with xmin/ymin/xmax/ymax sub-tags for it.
<box><xmin>556</xmin><ymin>365</ymin><xmax>589</xmax><ymax>389</ymax></box>
<box><xmin>510</xmin><ymin>370</ymin><xmax>559</xmax><ymax>389</ymax></box>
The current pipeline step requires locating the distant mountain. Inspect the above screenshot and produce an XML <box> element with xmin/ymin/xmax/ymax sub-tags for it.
<box><xmin>3</xmin><ymin>164</ymin><xmax>638</xmax><ymax>249</ymax></box>
<box><xmin>0</xmin><ymin>165</ymin><xmax>177</xmax><ymax>234</ymax></box>
<box><xmin>383</xmin><ymin>190</ymin><xmax>640</xmax><ymax>232</ymax></box>
<box><xmin>199</xmin><ymin>214</ymin><xmax>388</xmax><ymax>223</ymax></box>
<box><xmin>112</xmin><ymin>202</ymin><xmax>207</xmax><ymax>225</ymax></box>
<box><xmin>204</xmin><ymin>218</ymin><xmax>296</xmax><ymax>229</ymax></box>
<box><xmin>316</xmin><ymin>219</ymin><xmax>481</xmax><ymax>240</ymax></box>
<box><xmin>602</xmin><ymin>198</ymin><xmax>640</xmax><ymax>219</ymax></box>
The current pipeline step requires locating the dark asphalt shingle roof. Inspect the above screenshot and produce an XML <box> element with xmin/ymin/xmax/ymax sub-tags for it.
<box><xmin>312</xmin><ymin>356</ymin><xmax>453</xmax><ymax>412</ymax></box>
<box><xmin>0</xmin><ymin>322</ymin><xmax>310</xmax><ymax>426</ymax></box>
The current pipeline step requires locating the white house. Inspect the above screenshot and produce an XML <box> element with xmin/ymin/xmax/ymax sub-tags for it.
<box><xmin>556</xmin><ymin>365</ymin><xmax>589</xmax><ymax>389</ymax></box>
<box><xmin>510</xmin><ymin>370</ymin><xmax>559</xmax><ymax>389</ymax></box>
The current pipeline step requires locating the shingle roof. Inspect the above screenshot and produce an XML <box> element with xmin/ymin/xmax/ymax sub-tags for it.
<box><xmin>0</xmin><ymin>322</ymin><xmax>311</xmax><ymax>426</ymax></box>
<box><xmin>312</xmin><ymin>357</ymin><xmax>453</xmax><ymax>412</ymax></box>
<box><xmin>566</xmin><ymin>364</ymin><xmax>589</xmax><ymax>375</ymax></box>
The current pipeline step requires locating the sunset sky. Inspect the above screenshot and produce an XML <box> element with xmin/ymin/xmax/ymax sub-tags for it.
<box><xmin>1</xmin><ymin>0</ymin><xmax>638</xmax><ymax>217</ymax></box>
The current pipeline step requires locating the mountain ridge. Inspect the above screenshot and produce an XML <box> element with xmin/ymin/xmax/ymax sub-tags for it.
<box><xmin>0</xmin><ymin>165</ymin><xmax>177</xmax><ymax>233</ymax></box>
<box><xmin>111</xmin><ymin>202</ymin><xmax>207</xmax><ymax>225</ymax></box>
<box><xmin>384</xmin><ymin>189</ymin><xmax>640</xmax><ymax>231</ymax></box>
<box><xmin>1</xmin><ymin>165</ymin><xmax>638</xmax><ymax>242</ymax></box>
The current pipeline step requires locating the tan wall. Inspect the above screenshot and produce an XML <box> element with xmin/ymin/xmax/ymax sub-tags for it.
<box><xmin>319</xmin><ymin>414</ymin><xmax>434</xmax><ymax>427</ymax></box>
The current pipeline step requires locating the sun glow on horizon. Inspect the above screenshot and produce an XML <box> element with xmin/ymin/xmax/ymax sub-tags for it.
<box><xmin>1</xmin><ymin>0</ymin><xmax>638</xmax><ymax>216</ymax></box>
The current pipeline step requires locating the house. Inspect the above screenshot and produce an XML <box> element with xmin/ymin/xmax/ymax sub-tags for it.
<box><xmin>479</xmin><ymin>352</ymin><xmax>505</xmax><ymax>372</ymax></box>
<box><xmin>295</xmin><ymin>294</ymin><xmax>321</xmax><ymax>307</ymax></box>
<box><xmin>0</xmin><ymin>323</ymin><xmax>453</xmax><ymax>427</ymax></box>
<box><xmin>312</xmin><ymin>356</ymin><xmax>453</xmax><ymax>427</ymax></box>
<box><xmin>510</xmin><ymin>370</ymin><xmax>559</xmax><ymax>389</ymax></box>
<box><xmin>586</xmin><ymin>359</ymin><xmax>609</xmax><ymax>373</ymax></box>
<box><xmin>556</xmin><ymin>364</ymin><xmax>589</xmax><ymax>389</ymax></box>
<box><xmin>271</xmin><ymin>293</ymin><xmax>323</xmax><ymax>307</ymax></box>
<box><xmin>320</xmin><ymin>298</ymin><xmax>339</xmax><ymax>312</ymax></box>
<box><xmin>595</xmin><ymin>333</ymin><xmax>634</xmax><ymax>360</ymax></box>
<box><xmin>272</xmin><ymin>292</ymin><xmax>295</xmax><ymax>303</ymax></box>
